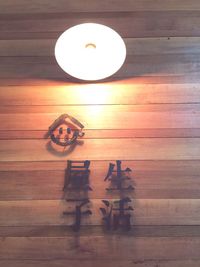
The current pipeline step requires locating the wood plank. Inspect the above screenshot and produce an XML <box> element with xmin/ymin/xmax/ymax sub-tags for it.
<box><xmin>1</xmin><ymin>259</ymin><xmax>200</xmax><ymax>267</ymax></box>
<box><xmin>1</xmin><ymin>129</ymin><xmax>200</xmax><ymax>140</ymax></box>
<box><xmin>0</xmin><ymin>160</ymin><xmax>198</xmax><ymax>172</ymax></box>
<box><xmin>1</xmin><ymin>75</ymin><xmax>200</xmax><ymax>86</ymax></box>
<box><xmin>0</xmin><ymin>61</ymin><xmax>191</xmax><ymax>79</ymax></box>
<box><xmin>1</xmin><ymin>11</ymin><xmax>200</xmax><ymax>38</ymax></box>
<box><xmin>0</xmin><ymin>199</ymin><xmax>200</xmax><ymax>226</ymax></box>
<box><xmin>0</xmin><ymin>104</ymin><xmax>200</xmax><ymax>131</ymax></box>
<box><xmin>1</xmin><ymin>37</ymin><xmax>200</xmax><ymax>56</ymax></box>
<box><xmin>0</xmin><ymin>55</ymin><xmax>200</xmax><ymax>79</ymax></box>
<box><xmin>0</xmin><ymin>160</ymin><xmax>70</xmax><ymax>171</ymax></box>
<box><xmin>0</xmin><ymin>138</ymin><xmax>199</xmax><ymax>161</ymax></box>
<box><xmin>0</xmin><ymin>83</ymin><xmax>200</xmax><ymax>105</ymax></box>
<box><xmin>1</xmin><ymin>54</ymin><xmax>199</xmax><ymax>65</ymax></box>
<box><xmin>2</xmin><ymin>113</ymin><xmax>200</xmax><ymax>131</ymax></box>
<box><xmin>0</xmin><ymin>236</ymin><xmax>200</xmax><ymax>260</ymax></box>
<box><xmin>2</xmin><ymin>103</ymin><xmax>199</xmax><ymax>113</ymax></box>
<box><xmin>0</xmin><ymin>32</ymin><xmax>60</xmax><ymax>40</ymax></box>
<box><xmin>1</xmin><ymin>0</ymin><xmax>200</xmax><ymax>13</ymax></box>
<box><xmin>1</xmin><ymin>160</ymin><xmax>200</xmax><ymax>199</ymax></box>
<box><xmin>1</xmin><ymin>225</ymin><xmax>200</xmax><ymax>237</ymax></box>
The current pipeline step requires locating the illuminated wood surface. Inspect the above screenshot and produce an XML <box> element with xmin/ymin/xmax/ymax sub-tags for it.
<box><xmin>0</xmin><ymin>104</ymin><xmax>200</xmax><ymax>132</ymax></box>
<box><xmin>0</xmin><ymin>83</ymin><xmax>200</xmax><ymax>105</ymax></box>
<box><xmin>1</xmin><ymin>161</ymin><xmax>200</xmax><ymax>200</ymax></box>
<box><xmin>0</xmin><ymin>138</ymin><xmax>200</xmax><ymax>161</ymax></box>
<box><xmin>1</xmin><ymin>1</ymin><xmax>200</xmax><ymax>266</ymax></box>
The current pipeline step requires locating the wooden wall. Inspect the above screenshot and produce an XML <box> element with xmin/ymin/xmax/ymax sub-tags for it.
<box><xmin>1</xmin><ymin>1</ymin><xmax>200</xmax><ymax>266</ymax></box>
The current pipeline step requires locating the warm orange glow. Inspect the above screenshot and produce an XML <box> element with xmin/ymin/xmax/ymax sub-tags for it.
<box><xmin>75</xmin><ymin>84</ymin><xmax>112</xmax><ymax>104</ymax></box>
<box><xmin>86</xmin><ymin>105</ymin><xmax>106</xmax><ymax>125</ymax></box>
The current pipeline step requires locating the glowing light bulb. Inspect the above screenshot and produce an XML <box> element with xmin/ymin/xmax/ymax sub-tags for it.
<box><xmin>55</xmin><ymin>23</ymin><xmax>126</xmax><ymax>81</ymax></box>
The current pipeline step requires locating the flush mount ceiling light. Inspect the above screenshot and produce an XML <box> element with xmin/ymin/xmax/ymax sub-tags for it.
<box><xmin>55</xmin><ymin>23</ymin><xmax>126</xmax><ymax>81</ymax></box>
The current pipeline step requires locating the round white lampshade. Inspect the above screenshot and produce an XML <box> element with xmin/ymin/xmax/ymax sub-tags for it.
<box><xmin>55</xmin><ymin>23</ymin><xmax>126</xmax><ymax>81</ymax></box>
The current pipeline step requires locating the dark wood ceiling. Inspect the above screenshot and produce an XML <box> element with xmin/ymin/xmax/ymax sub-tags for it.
<box><xmin>1</xmin><ymin>1</ymin><xmax>200</xmax><ymax>267</ymax></box>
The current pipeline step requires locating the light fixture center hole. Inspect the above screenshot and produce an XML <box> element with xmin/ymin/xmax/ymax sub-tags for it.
<box><xmin>85</xmin><ymin>43</ymin><xmax>96</xmax><ymax>49</ymax></box>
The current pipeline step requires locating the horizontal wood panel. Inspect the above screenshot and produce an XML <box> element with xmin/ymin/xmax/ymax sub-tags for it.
<box><xmin>0</xmin><ymin>236</ymin><xmax>200</xmax><ymax>260</ymax></box>
<box><xmin>1</xmin><ymin>54</ymin><xmax>199</xmax><ymax>64</ymax></box>
<box><xmin>1</xmin><ymin>0</ymin><xmax>200</xmax><ymax>13</ymax></box>
<box><xmin>1</xmin><ymin>75</ymin><xmax>200</xmax><ymax>86</ymax></box>
<box><xmin>2</xmin><ymin>103</ymin><xmax>198</xmax><ymax>113</ymax></box>
<box><xmin>1</xmin><ymin>225</ymin><xmax>200</xmax><ymax>237</ymax></box>
<box><xmin>0</xmin><ymin>160</ymin><xmax>197</xmax><ymax>171</ymax></box>
<box><xmin>0</xmin><ymin>56</ymin><xmax>200</xmax><ymax>79</ymax></box>
<box><xmin>0</xmin><ymin>138</ymin><xmax>199</xmax><ymax>161</ymax></box>
<box><xmin>1</xmin><ymin>12</ymin><xmax>200</xmax><ymax>38</ymax></box>
<box><xmin>1</xmin><ymin>84</ymin><xmax>200</xmax><ymax>105</ymax></box>
<box><xmin>1</xmin><ymin>37</ymin><xmax>200</xmax><ymax>56</ymax></box>
<box><xmin>0</xmin><ymin>199</ymin><xmax>200</xmax><ymax>226</ymax></box>
<box><xmin>0</xmin><ymin>104</ymin><xmax>200</xmax><ymax>131</ymax></box>
<box><xmin>1</xmin><ymin>160</ymin><xmax>200</xmax><ymax>199</ymax></box>
<box><xmin>1</xmin><ymin>259</ymin><xmax>200</xmax><ymax>267</ymax></box>
<box><xmin>2</xmin><ymin>129</ymin><xmax>200</xmax><ymax>140</ymax></box>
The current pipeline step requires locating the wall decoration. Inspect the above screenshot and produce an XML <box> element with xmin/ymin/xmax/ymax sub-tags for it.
<box><xmin>104</xmin><ymin>160</ymin><xmax>134</xmax><ymax>191</ymax></box>
<box><xmin>47</xmin><ymin>114</ymin><xmax>84</xmax><ymax>147</ymax></box>
<box><xmin>63</xmin><ymin>160</ymin><xmax>92</xmax><ymax>232</ymax></box>
<box><xmin>62</xmin><ymin>160</ymin><xmax>134</xmax><ymax>232</ymax></box>
<box><xmin>100</xmin><ymin>161</ymin><xmax>134</xmax><ymax>231</ymax></box>
<box><xmin>63</xmin><ymin>199</ymin><xmax>92</xmax><ymax>232</ymax></box>
<box><xmin>63</xmin><ymin>160</ymin><xmax>92</xmax><ymax>191</ymax></box>
<box><xmin>100</xmin><ymin>197</ymin><xmax>133</xmax><ymax>231</ymax></box>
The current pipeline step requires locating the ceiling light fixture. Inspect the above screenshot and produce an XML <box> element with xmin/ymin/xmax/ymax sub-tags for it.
<box><xmin>55</xmin><ymin>23</ymin><xmax>126</xmax><ymax>81</ymax></box>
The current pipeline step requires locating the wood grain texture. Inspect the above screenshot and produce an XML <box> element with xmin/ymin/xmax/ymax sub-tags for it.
<box><xmin>1</xmin><ymin>129</ymin><xmax>200</xmax><ymax>140</ymax></box>
<box><xmin>1</xmin><ymin>160</ymin><xmax>200</xmax><ymax>200</ymax></box>
<box><xmin>0</xmin><ymin>159</ymin><xmax>198</xmax><ymax>171</ymax></box>
<box><xmin>0</xmin><ymin>104</ymin><xmax>200</xmax><ymax>132</ymax></box>
<box><xmin>1</xmin><ymin>75</ymin><xmax>200</xmax><ymax>86</ymax></box>
<box><xmin>1</xmin><ymin>225</ymin><xmax>200</xmax><ymax>237</ymax></box>
<box><xmin>0</xmin><ymin>138</ymin><xmax>199</xmax><ymax>161</ymax></box>
<box><xmin>0</xmin><ymin>55</ymin><xmax>200</xmax><ymax>80</ymax></box>
<box><xmin>0</xmin><ymin>199</ymin><xmax>200</xmax><ymax>226</ymax></box>
<box><xmin>1</xmin><ymin>11</ymin><xmax>200</xmax><ymax>39</ymax></box>
<box><xmin>1</xmin><ymin>0</ymin><xmax>200</xmax><ymax>13</ymax></box>
<box><xmin>1</xmin><ymin>259</ymin><xmax>200</xmax><ymax>267</ymax></box>
<box><xmin>1</xmin><ymin>37</ymin><xmax>200</xmax><ymax>56</ymax></box>
<box><xmin>0</xmin><ymin>236</ymin><xmax>200</xmax><ymax>260</ymax></box>
<box><xmin>1</xmin><ymin>83</ymin><xmax>200</xmax><ymax>105</ymax></box>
